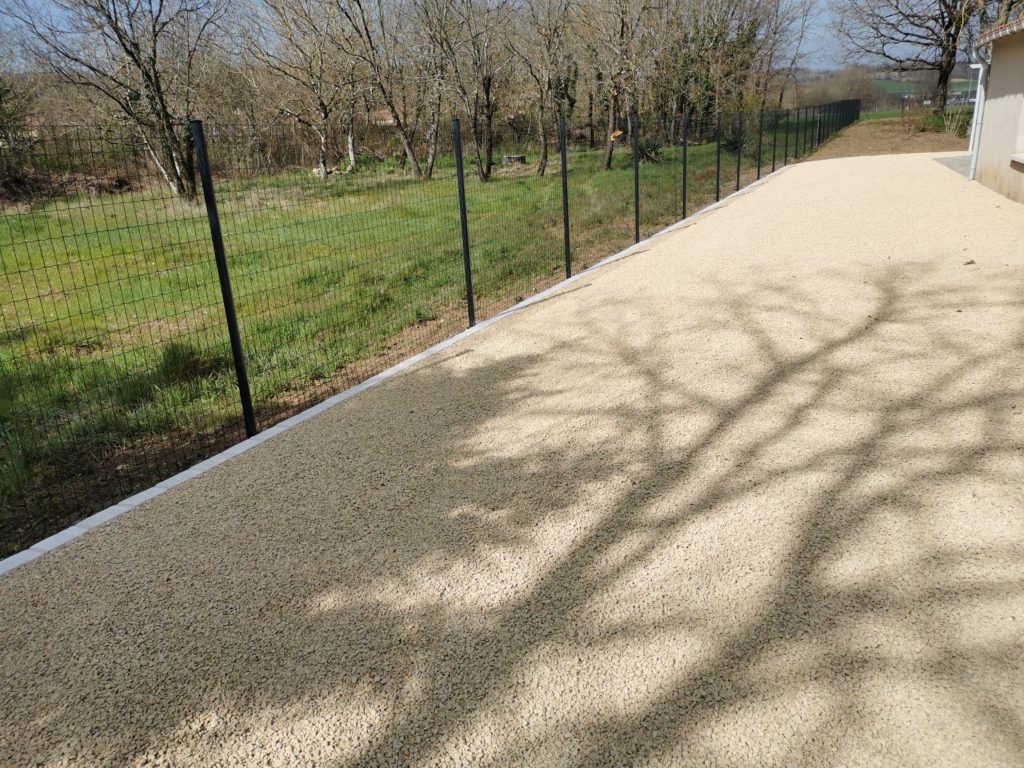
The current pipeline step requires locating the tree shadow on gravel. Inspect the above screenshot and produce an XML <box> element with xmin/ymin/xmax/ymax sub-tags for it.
<box><xmin>3</xmin><ymin>261</ymin><xmax>1023</xmax><ymax>766</ymax></box>
<box><xmin>330</xmin><ymin>262</ymin><xmax>1024</xmax><ymax>767</ymax></box>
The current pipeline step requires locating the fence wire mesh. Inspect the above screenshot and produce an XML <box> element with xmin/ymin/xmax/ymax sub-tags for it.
<box><xmin>0</xmin><ymin>99</ymin><xmax>860</xmax><ymax>556</ymax></box>
<box><xmin>204</xmin><ymin>124</ymin><xmax>466</xmax><ymax>430</ymax></box>
<box><xmin>0</xmin><ymin>126</ymin><xmax>245</xmax><ymax>552</ymax></box>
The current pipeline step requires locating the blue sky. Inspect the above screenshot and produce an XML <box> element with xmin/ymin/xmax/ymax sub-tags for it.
<box><xmin>804</xmin><ymin>0</ymin><xmax>846</xmax><ymax>70</ymax></box>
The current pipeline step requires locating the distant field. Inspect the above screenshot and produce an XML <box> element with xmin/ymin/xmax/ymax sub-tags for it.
<box><xmin>871</xmin><ymin>78</ymin><xmax>977</xmax><ymax>100</ymax></box>
<box><xmin>872</xmin><ymin>79</ymin><xmax>926</xmax><ymax>96</ymax></box>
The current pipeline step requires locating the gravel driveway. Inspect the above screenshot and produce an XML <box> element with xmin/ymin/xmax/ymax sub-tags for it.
<box><xmin>2</xmin><ymin>152</ymin><xmax>1022</xmax><ymax>767</ymax></box>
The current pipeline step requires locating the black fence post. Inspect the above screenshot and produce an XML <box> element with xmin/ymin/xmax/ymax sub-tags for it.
<box><xmin>558</xmin><ymin>115</ymin><xmax>571</xmax><ymax>279</ymax></box>
<box><xmin>715</xmin><ymin>111</ymin><xmax>722</xmax><ymax>202</ymax></box>
<box><xmin>453</xmin><ymin>118</ymin><xmax>475</xmax><ymax>327</ymax></box>
<box><xmin>681</xmin><ymin>113</ymin><xmax>689</xmax><ymax>220</ymax></box>
<box><xmin>735</xmin><ymin>111</ymin><xmax>742</xmax><ymax>191</ymax></box>
<box><xmin>771</xmin><ymin>111</ymin><xmax>778</xmax><ymax>173</ymax></box>
<box><xmin>802</xmin><ymin>108</ymin><xmax>807</xmax><ymax>154</ymax></box>
<box><xmin>794</xmin><ymin>107</ymin><xmax>801</xmax><ymax>158</ymax></box>
<box><xmin>756</xmin><ymin>110</ymin><xmax>764</xmax><ymax>180</ymax></box>
<box><xmin>191</xmin><ymin>120</ymin><xmax>257</xmax><ymax>439</ymax></box>
<box><xmin>784</xmin><ymin>109</ymin><xmax>790</xmax><ymax>165</ymax></box>
<box><xmin>632</xmin><ymin>112</ymin><xmax>640</xmax><ymax>243</ymax></box>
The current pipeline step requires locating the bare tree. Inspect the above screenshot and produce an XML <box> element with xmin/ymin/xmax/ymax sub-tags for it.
<box><xmin>751</xmin><ymin>0</ymin><xmax>815</xmax><ymax>110</ymax></box>
<box><xmin>4</xmin><ymin>0</ymin><xmax>227</xmax><ymax>198</ymax></box>
<box><xmin>975</xmin><ymin>0</ymin><xmax>1021</xmax><ymax>27</ymax></box>
<box><xmin>834</xmin><ymin>0</ymin><xmax>975</xmax><ymax>112</ymax></box>
<box><xmin>410</xmin><ymin>0</ymin><xmax>454</xmax><ymax>179</ymax></box>
<box><xmin>508</xmin><ymin>0</ymin><xmax>572</xmax><ymax>176</ymax></box>
<box><xmin>0</xmin><ymin>27</ymin><xmax>32</xmax><ymax>144</ymax></box>
<box><xmin>334</xmin><ymin>0</ymin><xmax>427</xmax><ymax>177</ymax></box>
<box><xmin>424</xmin><ymin>0</ymin><xmax>514</xmax><ymax>181</ymax></box>
<box><xmin>7</xmin><ymin>0</ymin><xmax>835</xmax><ymax>185</ymax></box>
<box><xmin>250</xmin><ymin>0</ymin><xmax>356</xmax><ymax>179</ymax></box>
<box><xmin>579</xmin><ymin>0</ymin><xmax>660</xmax><ymax>170</ymax></box>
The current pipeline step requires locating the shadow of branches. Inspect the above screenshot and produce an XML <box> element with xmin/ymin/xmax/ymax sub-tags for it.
<box><xmin>2</xmin><ymin>259</ymin><xmax>1023</xmax><ymax>767</ymax></box>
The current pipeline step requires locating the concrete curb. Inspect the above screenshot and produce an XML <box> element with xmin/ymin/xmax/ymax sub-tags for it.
<box><xmin>0</xmin><ymin>166</ymin><xmax>788</xmax><ymax>578</ymax></box>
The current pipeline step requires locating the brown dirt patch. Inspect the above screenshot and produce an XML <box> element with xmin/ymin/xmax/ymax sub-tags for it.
<box><xmin>809</xmin><ymin>118</ymin><xmax>967</xmax><ymax>161</ymax></box>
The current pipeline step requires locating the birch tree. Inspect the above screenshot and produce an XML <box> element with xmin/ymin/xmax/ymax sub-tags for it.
<box><xmin>334</xmin><ymin>0</ymin><xmax>427</xmax><ymax>177</ymax></box>
<box><xmin>250</xmin><ymin>0</ymin><xmax>356</xmax><ymax>179</ymax></box>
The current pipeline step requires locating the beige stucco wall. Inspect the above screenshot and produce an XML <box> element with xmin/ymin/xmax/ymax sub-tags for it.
<box><xmin>976</xmin><ymin>32</ymin><xmax>1024</xmax><ymax>203</ymax></box>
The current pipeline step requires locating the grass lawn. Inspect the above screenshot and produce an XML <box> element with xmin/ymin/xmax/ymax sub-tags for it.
<box><xmin>870</xmin><ymin>78</ymin><xmax>977</xmax><ymax>102</ymax></box>
<box><xmin>0</xmin><ymin>125</ymin><xmax>807</xmax><ymax>554</ymax></box>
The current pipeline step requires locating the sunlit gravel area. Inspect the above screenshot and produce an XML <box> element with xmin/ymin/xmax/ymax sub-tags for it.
<box><xmin>2</xmin><ymin>151</ymin><xmax>1023</xmax><ymax>767</ymax></box>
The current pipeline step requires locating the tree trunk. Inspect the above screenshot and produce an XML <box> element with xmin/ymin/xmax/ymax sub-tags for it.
<box><xmin>144</xmin><ymin>125</ymin><xmax>196</xmax><ymax>201</ymax></box>
<box><xmin>423</xmin><ymin>88</ymin><xmax>442</xmax><ymax>180</ymax></box>
<box><xmin>344</xmin><ymin>90</ymin><xmax>357</xmax><ymax>173</ymax></box>
<box><xmin>588</xmin><ymin>91</ymin><xmax>595</xmax><ymax>149</ymax></box>
<box><xmin>346</xmin><ymin>128</ymin><xmax>356</xmax><ymax>173</ymax></box>
<box><xmin>482</xmin><ymin>78</ymin><xmax>495</xmax><ymax>180</ymax></box>
<box><xmin>317</xmin><ymin>125</ymin><xmax>329</xmax><ymax>180</ymax></box>
<box><xmin>471</xmin><ymin>105</ymin><xmax>486</xmax><ymax>181</ymax></box>
<box><xmin>164</xmin><ymin>124</ymin><xmax>196</xmax><ymax>200</ymax></box>
<box><xmin>470</xmin><ymin>94</ymin><xmax>490</xmax><ymax>182</ymax></box>
<box><xmin>381</xmin><ymin>90</ymin><xmax>422</xmax><ymax>178</ymax></box>
<box><xmin>400</xmin><ymin>133</ymin><xmax>420</xmax><ymax>176</ymax></box>
<box><xmin>602</xmin><ymin>91</ymin><xmax>617</xmax><ymax>171</ymax></box>
<box><xmin>537</xmin><ymin>98</ymin><xmax>548</xmax><ymax>177</ymax></box>
<box><xmin>933</xmin><ymin>43</ymin><xmax>957</xmax><ymax>114</ymax></box>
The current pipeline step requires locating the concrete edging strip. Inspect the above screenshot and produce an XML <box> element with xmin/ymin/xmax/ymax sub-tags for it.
<box><xmin>0</xmin><ymin>166</ymin><xmax>788</xmax><ymax>578</ymax></box>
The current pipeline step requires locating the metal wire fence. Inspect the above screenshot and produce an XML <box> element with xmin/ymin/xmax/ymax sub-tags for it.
<box><xmin>0</xmin><ymin>99</ymin><xmax>860</xmax><ymax>556</ymax></box>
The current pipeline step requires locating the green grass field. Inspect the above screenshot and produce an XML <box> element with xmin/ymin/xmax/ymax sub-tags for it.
<box><xmin>870</xmin><ymin>78</ymin><xmax>977</xmax><ymax>99</ymax></box>
<box><xmin>0</xmin><ymin>123</ymin><xmax>814</xmax><ymax>554</ymax></box>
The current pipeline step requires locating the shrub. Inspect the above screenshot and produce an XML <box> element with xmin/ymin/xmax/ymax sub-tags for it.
<box><xmin>632</xmin><ymin>138</ymin><xmax>662</xmax><ymax>163</ymax></box>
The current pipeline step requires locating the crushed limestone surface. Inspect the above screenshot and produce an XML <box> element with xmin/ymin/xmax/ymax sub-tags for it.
<box><xmin>2</xmin><ymin>152</ymin><xmax>1023</xmax><ymax>767</ymax></box>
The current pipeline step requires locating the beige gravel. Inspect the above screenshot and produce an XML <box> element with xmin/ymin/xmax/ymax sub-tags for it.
<box><xmin>2</xmin><ymin>152</ymin><xmax>1024</xmax><ymax>767</ymax></box>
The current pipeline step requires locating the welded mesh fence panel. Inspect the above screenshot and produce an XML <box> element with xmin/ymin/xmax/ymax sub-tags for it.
<box><xmin>637</xmin><ymin>116</ymin><xmax>682</xmax><ymax>241</ymax></box>
<box><xmin>734</xmin><ymin>111</ymin><xmax>763</xmax><ymax>192</ymax></box>
<box><xmin>682</xmin><ymin>113</ymin><xmax>721</xmax><ymax>216</ymax></box>
<box><xmin>567</xmin><ymin>128</ymin><xmax>634</xmax><ymax>276</ymax></box>
<box><xmin>0</xmin><ymin>100</ymin><xmax>860</xmax><ymax>556</ymax></box>
<box><xmin>204</xmin><ymin>124</ymin><xmax>465</xmax><ymax>430</ymax></box>
<box><xmin>463</xmin><ymin>123</ymin><xmax>567</xmax><ymax>321</ymax></box>
<box><xmin>0</xmin><ymin>126</ymin><xmax>243</xmax><ymax>556</ymax></box>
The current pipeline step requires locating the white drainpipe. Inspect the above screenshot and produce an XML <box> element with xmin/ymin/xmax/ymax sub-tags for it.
<box><xmin>968</xmin><ymin>55</ymin><xmax>990</xmax><ymax>181</ymax></box>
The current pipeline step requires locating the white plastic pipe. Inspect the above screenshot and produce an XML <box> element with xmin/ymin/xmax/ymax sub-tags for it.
<box><xmin>968</xmin><ymin>59</ymin><xmax>988</xmax><ymax>181</ymax></box>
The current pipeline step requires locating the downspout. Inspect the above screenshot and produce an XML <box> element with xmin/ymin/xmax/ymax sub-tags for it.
<box><xmin>968</xmin><ymin>50</ymin><xmax>990</xmax><ymax>181</ymax></box>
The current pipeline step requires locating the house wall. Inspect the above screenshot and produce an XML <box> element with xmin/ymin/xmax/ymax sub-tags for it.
<box><xmin>976</xmin><ymin>33</ymin><xmax>1024</xmax><ymax>203</ymax></box>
